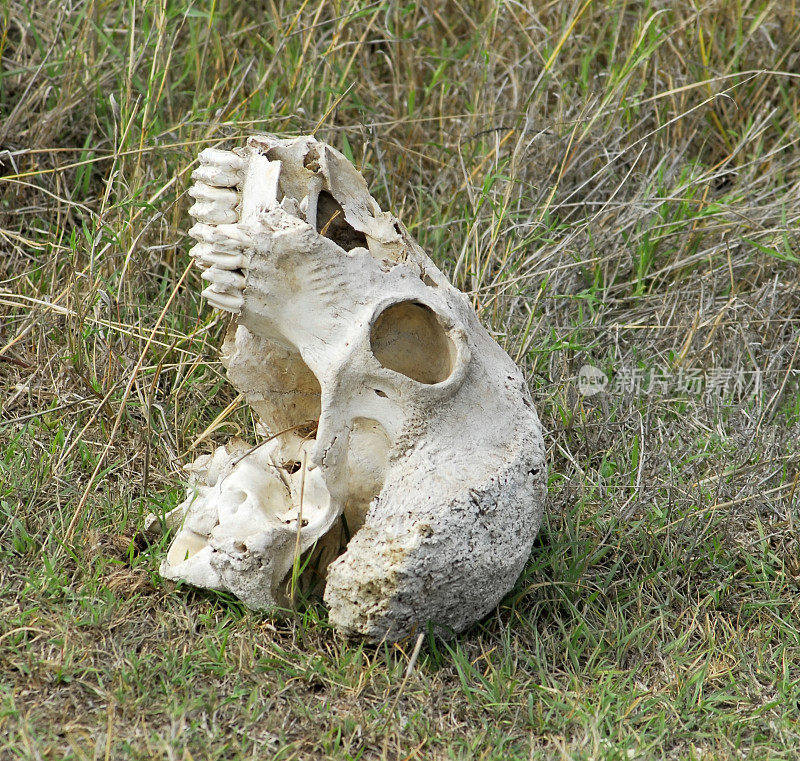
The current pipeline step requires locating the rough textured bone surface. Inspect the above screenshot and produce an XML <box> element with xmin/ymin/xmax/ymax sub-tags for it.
<box><xmin>154</xmin><ymin>134</ymin><xmax>546</xmax><ymax>641</ymax></box>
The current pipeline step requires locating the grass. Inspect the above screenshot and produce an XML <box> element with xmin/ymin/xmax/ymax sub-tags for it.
<box><xmin>1</xmin><ymin>0</ymin><xmax>800</xmax><ymax>758</ymax></box>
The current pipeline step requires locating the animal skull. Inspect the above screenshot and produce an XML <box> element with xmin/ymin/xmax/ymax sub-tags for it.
<box><xmin>155</xmin><ymin>135</ymin><xmax>546</xmax><ymax>641</ymax></box>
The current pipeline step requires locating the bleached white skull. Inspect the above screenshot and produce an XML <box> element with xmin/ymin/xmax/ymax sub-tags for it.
<box><xmin>155</xmin><ymin>135</ymin><xmax>546</xmax><ymax>641</ymax></box>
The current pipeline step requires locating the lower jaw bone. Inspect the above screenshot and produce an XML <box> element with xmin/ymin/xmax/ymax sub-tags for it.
<box><xmin>152</xmin><ymin>134</ymin><xmax>546</xmax><ymax>641</ymax></box>
<box><xmin>159</xmin><ymin>432</ymin><xmax>337</xmax><ymax>610</ymax></box>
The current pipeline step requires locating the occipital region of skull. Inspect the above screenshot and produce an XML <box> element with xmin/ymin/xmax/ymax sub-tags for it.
<box><xmin>154</xmin><ymin>134</ymin><xmax>546</xmax><ymax>642</ymax></box>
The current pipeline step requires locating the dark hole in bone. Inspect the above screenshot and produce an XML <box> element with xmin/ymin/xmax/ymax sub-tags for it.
<box><xmin>285</xmin><ymin>461</ymin><xmax>302</xmax><ymax>474</ymax></box>
<box><xmin>370</xmin><ymin>301</ymin><xmax>456</xmax><ymax>384</ymax></box>
<box><xmin>316</xmin><ymin>191</ymin><xmax>368</xmax><ymax>251</ymax></box>
<box><xmin>421</xmin><ymin>271</ymin><xmax>437</xmax><ymax>287</ymax></box>
<box><xmin>341</xmin><ymin>513</ymin><xmax>352</xmax><ymax>542</ymax></box>
<box><xmin>277</xmin><ymin>541</ymin><xmax>328</xmax><ymax>603</ymax></box>
<box><xmin>374</xmin><ymin>389</ymin><xmax>388</xmax><ymax>398</ymax></box>
<box><xmin>303</xmin><ymin>148</ymin><xmax>321</xmax><ymax>173</ymax></box>
<box><xmin>282</xmin><ymin>517</ymin><xmax>308</xmax><ymax>527</ymax></box>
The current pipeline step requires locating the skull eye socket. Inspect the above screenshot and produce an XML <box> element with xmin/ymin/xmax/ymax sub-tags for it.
<box><xmin>369</xmin><ymin>301</ymin><xmax>456</xmax><ymax>384</ymax></box>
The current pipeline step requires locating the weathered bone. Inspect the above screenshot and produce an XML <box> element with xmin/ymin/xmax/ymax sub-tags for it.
<box><xmin>153</xmin><ymin>135</ymin><xmax>546</xmax><ymax>641</ymax></box>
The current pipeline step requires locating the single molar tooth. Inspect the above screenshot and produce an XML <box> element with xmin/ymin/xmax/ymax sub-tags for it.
<box><xmin>204</xmin><ymin>249</ymin><xmax>247</xmax><ymax>270</ymax></box>
<box><xmin>208</xmin><ymin>239</ymin><xmax>246</xmax><ymax>255</ymax></box>
<box><xmin>214</xmin><ymin>223</ymin><xmax>252</xmax><ymax>247</ymax></box>
<box><xmin>188</xmin><ymin>201</ymin><xmax>238</xmax><ymax>225</ymax></box>
<box><xmin>189</xmin><ymin>242</ymin><xmax>214</xmax><ymax>268</ymax></box>
<box><xmin>188</xmin><ymin>223</ymin><xmax>216</xmax><ymax>243</ymax></box>
<box><xmin>188</xmin><ymin>223</ymin><xmax>249</xmax><ymax>252</ymax></box>
<box><xmin>201</xmin><ymin>267</ymin><xmax>246</xmax><ymax>291</ymax></box>
<box><xmin>188</xmin><ymin>182</ymin><xmax>239</xmax><ymax>206</ymax></box>
<box><xmin>190</xmin><ymin>243</ymin><xmax>246</xmax><ymax>270</ymax></box>
<box><xmin>201</xmin><ymin>284</ymin><xmax>243</xmax><ymax>312</ymax></box>
<box><xmin>198</xmin><ymin>148</ymin><xmax>245</xmax><ymax>171</ymax></box>
<box><xmin>192</xmin><ymin>164</ymin><xmax>241</xmax><ymax>187</ymax></box>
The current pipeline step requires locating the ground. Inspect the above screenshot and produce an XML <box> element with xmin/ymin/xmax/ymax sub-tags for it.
<box><xmin>1</xmin><ymin>2</ymin><xmax>799</xmax><ymax>759</ymax></box>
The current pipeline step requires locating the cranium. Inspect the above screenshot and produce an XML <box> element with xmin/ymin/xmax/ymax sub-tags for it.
<box><xmin>154</xmin><ymin>135</ymin><xmax>546</xmax><ymax>641</ymax></box>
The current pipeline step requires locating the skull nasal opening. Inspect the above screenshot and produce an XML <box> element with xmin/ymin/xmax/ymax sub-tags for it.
<box><xmin>369</xmin><ymin>301</ymin><xmax>457</xmax><ymax>384</ymax></box>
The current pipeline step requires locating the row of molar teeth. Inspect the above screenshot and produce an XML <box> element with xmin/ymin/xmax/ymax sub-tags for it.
<box><xmin>188</xmin><ymin>224</ymin><xmax>250</xmax><ymax>313</ymax></box>
<box><xmin>188</xmin><ymin>148</ymin><xmax>249</xmax><ymax>313</ymax></box>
